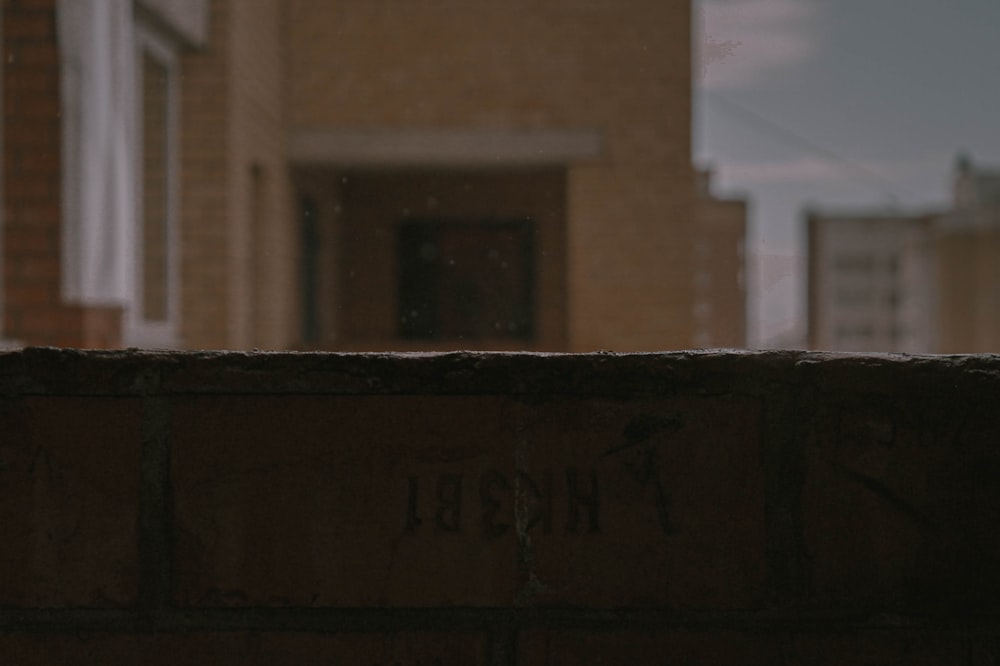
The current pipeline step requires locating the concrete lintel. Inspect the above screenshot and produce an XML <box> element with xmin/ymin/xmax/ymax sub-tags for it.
<box><xmin>136</xmin><ymin>0</ymin><xmax>210</xmax><ymax>48</ymax></box>
<box><xmin>289</xmin><ymin>128</ymin><xmax>604</xmax><ymax>168</ymax></box>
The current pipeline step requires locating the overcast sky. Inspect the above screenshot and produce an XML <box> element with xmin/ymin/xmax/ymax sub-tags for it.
<box><xmin>695</xmin><ymin>0</ymin><xmax>1000</xmax><ymax>346</ymax></box>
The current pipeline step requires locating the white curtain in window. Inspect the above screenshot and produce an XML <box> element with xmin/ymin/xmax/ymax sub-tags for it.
<box><xmin>58</xmin><ymin>0</ymin><xmax>136</xmax><ymax>305</ymax></box>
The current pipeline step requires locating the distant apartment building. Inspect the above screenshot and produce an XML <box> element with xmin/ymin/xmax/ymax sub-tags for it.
<box><xmin>935</xmin><ymin>155</ymin><xmax>1000</xmax><ymax>353</ymax></box>
<box><xmin>3</xmin><ymin>0</ymin><xmax>711</xmax><ymax>352</ymax></box>
<box><xmin>806</xmin><ymin>155</ymin><xmax>1000</xmax><ymax>354</ymax></box>
<box><xmin>693</xmin><ymin>167</ymin><xmax>746</xmax><ymax>348</ymax></box>
<box><xmin>806</xmin><ymin>209</ymin><xmax>937</xmax><ymax>353</ymax></box>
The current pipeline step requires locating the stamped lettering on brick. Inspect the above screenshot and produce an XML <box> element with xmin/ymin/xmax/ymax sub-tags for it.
<box><xmin>174</xmin><ymin>394</ymin><xmax>763</xmax><ymax>608</ymax></box>
<box><xmin>405</xmin><ymin>467</ymin><xmax>599</xmax><ymax>537</ymax></box>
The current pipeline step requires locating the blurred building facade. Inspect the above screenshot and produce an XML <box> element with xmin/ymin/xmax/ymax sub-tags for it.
<box><xmin>806</xmin><ymin>155</ymin><xmax>1000</xmax><ymax>354</ymax></box>
<box><xmin>2</xmin><ymin>0</ymin><xmax>746</xmax><ymax>352</ymax></box>
<box><xmin>806</xmin><ymin>209</ymin><xmax>937</xmax><ymax>353</ymax></box>
<box><xmin>693</xmin><ymin>167</ymin><xmax>746</xmax><ymax>348</ymax></box>
<box><xmin>935</xmin><ymin>155</ymin><xmax>1000</xmax><ymax>353</ymax></box>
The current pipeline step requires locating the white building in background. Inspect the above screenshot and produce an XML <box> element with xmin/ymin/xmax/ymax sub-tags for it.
<box><xmin>806</xmin><ymin>209</ymin><xmax>939</xmax><ymax>353</ymax></box>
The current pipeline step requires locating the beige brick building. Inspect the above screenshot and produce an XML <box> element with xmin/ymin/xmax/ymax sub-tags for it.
<box><xmin>288</xmin><ymin>0</ymin><xmax>695</xmax><ymax>352</ymax></box>
<box><xmin>693</xmin><ymin>168</ymin><xmax>746</xmax><ymax>348</ymax></box>
<box><xmin>3</xmin><ymin>0</ymin><xmax>717</xmax><ymax>352</ymax></box>
<box><xmin>935</xmin><ymin>155</ymin><xmax>1000</xmax><ymax>353</ymax></box>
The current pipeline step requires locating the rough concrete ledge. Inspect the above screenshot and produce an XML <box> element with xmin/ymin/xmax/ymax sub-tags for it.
<box><xmin>2</xmin><ymin>346</ymin><xmax>999</xmax><ymax>397</ymax></box>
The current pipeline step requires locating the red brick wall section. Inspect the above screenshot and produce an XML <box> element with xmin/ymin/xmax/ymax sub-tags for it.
<box><xmin>2</xmin><ymin>0</ymin><xmax>122</xmax><ymax>348</ymax></box>
<box><xmin>1</xmin><ymin>349</ymin><xmax>1000</xmax><ymax>662</ymax></box>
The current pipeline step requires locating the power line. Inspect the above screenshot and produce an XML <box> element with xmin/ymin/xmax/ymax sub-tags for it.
<box><xmin>701</xmin><ymin>91</ymin><xmax>920</xmax><ymax>205</ymax></box>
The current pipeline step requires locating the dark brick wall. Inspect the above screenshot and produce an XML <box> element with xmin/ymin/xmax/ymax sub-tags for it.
<box><xmin>2</xmin><ymin>0</ymin><xmax>122</xmax><ymax>347</ymax></box>
<box><xmin>1</xmin><ymin>349</ymin><xmax>999</xmax><ymax>663</ymax></box>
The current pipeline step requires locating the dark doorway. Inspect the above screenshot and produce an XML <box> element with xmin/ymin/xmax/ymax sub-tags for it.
<box><xmin>398</xmin><ymin>218</ymin><xmax>535</xmax><ymax>341</ymax></box>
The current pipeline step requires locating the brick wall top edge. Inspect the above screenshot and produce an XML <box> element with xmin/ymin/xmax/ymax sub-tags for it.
<box><xmin>0</xmin><ymin>347</ymin><xmax>997</xmax><ymax>397</ymax></box>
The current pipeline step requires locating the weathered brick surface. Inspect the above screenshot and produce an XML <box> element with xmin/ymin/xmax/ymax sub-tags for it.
<box><xmin>0</xmin><ymin>631</ymin><xmax>486</xmax><ymax>665</ymax></box>
<box><xmin>0</xmin><ymin>349</ymin><xmax>998</xmax><ymax>663</ymax></box>
<box><xmin>520</xmin><ymin>629</ymin><xmax>778</xmax><ymax>665</ymax></box>
<box><xmin>779</xmin><ymin>631</ymin><xmax>999</xmax><ymax>666</ymax></box>
<box><xmin>514</xmin><ymin>395</ymin><xmax>763</xmax><ymax>608</ymax></box>
<box><xmin>172</xmin><ymin>395</ymin><xmax>522</xmax><ymax>607</ymax></box>
<box><xmin>520</xmin><ymin>629</ymin><xmax>996</xmax><ymax>665</ymax></box>
<box><xmin>172</xmin><ymin>394</ymin><xmax>763</xmax><ymax>608</ymax></box>
<box><xmin>0</xmin><ymin>397</ymin><xmax>142</xmax><ymax>606</ymax></box>
<box><xmin>800</xmin><ymin>380</ymin><xmax>1000</xmax><ymax>611</ymax></box>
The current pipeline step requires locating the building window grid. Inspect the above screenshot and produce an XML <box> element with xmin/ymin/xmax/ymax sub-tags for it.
<box><xmin>830</xmin><ymin>243</ymin><xmax>915</xmax><ymax>346</ymax></box>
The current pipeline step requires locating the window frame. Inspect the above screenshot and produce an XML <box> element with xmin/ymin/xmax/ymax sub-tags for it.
<box><xmin>125</xmin><ymin>21</ymin><xmax>181</xmax><ymax>348</ymax></box>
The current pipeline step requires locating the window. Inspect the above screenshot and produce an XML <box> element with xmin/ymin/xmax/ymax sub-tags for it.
<box><xmin>834</xmin><ymin>323</ymin><xmax>874</xmax><ymax>342</ymax></box>
<box><xmin>398</xmin><ymin>218</ymin><xmax>534</xmax><ymax>341</ymax></box>
<box><xmin>833</xmin><ymin>253</ymin><xmax>874</xmax><ymax>273</ymax></box>
<box><xmin>140</xmin><ymin>51</ymin><xmax>169</xmax><ymax>322</ymax></box>
<box><xmin>886</xmin><ymin>253</ymin><xmax>899</xmax><ymax>276</ymax></box>
<box><xmin>128</xmin><ymin>23</ymin><xmax>180</xmax><ymax>346</ymax></box>
<box><xmin>834</xmin><ymin>288</ymin><xmax>873</xmax><ymax>307</ymax></box>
